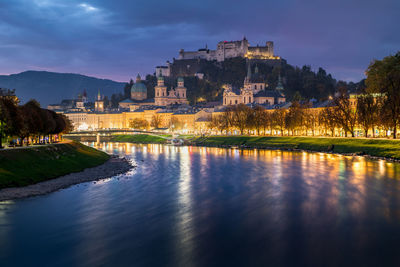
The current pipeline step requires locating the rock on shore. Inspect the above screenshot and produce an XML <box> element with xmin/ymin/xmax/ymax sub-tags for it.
<box><xmin>0</xmin><ymin>156</ymin><xmax>133</xmax><ymax>201</ymax></box>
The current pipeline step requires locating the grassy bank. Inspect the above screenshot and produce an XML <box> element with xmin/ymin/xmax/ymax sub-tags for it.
<box><xmin>0</xmin><ymin>141</ymin><xmax>109</xmax><ymax>189</ymax></box>
<box><xmin>192</xmin><ymin>136</ymin><xmax>400</xmax><ymax>160</ymax></box>
<box><xmin>111</xmin><ymin>134</ymin><xmax>167</xmax><ymax>144</ymax></box>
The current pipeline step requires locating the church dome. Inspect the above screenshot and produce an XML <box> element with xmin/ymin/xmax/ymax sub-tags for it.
<box><xmin>131</xmin><ymin>81</ymin><xmax>147</xmax><ymax>93</ymax></box>
<box><xmin>177</xmin><ymin>77</ymin><xmax>184</xmax><ymax>83</ymax></box>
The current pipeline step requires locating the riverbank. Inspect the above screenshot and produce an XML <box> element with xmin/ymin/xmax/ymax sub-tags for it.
<box><xmin>191</xmin><ymin>136</ymin><xmax>400</xmax><ymax>160</ymax></box>
<box><xmin>111</xmin><ymin>134</ymin><xmax>168</xmax><ymax>144</ymax></box>
<box><xmin>0</xmin><ymin>141</ymin><xmax>110</xmax><ymax>189</ymax></box>
<box><xmin>0</xmin><ymin>156</ymin><xmax>132</xmax><ymax>201</ymax></box>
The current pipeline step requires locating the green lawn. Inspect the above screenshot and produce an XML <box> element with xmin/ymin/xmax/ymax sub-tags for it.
<box><xmin>192</xmin><ymin>136</ymin><xmax>400</xmax><ymax>160</ymax></box>
<box><xmin>0</xmin><ymin>141</ymin><xmax>109</xmax><ymax>189</ymax></box>
<box><xmin>111</xmin><ymin>134</ymin><xmax>168</xmax><ymax>144</ymax></box>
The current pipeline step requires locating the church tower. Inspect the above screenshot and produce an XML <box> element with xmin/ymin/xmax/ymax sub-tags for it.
<box><xmin>94</xmin><ymin>89</ymin><xmax>104</xmax><ymax>112</ymax></box>
<box><xmin>244</xmin><ymin>63</ymin><xmax>252</xmax><ymax>90</ymax></box>
<box><xmin>175</xmin><ymin>77</ymin><xmax>187</xmax><ymax>99</ymax></box>
<box><xmin>155</xmin><ymin>70</ymin><xmax>168</xmax><ymax>105</ymax></box>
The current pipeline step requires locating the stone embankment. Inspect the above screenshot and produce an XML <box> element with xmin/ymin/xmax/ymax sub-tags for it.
<box><xmin>0</xmin><ymin>156</ymin><xmax>133</xmax><ymax>201</ymax></box>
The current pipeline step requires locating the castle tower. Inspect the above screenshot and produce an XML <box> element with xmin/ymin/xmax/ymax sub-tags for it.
<box><xmin>175</xmin><ymin>77</ymin><xmax>187</xmax><ymax>99</ymax></box>
<box><xmin>266</xmin><ymin>41</ymin><xmax>274</xmax><ymax>57</ymax></box>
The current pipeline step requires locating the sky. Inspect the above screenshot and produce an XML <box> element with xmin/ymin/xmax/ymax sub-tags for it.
<box><xmin>0</xmin><ymin>0</ymin><xmax>399</xmax><ymax>82</ymax></box>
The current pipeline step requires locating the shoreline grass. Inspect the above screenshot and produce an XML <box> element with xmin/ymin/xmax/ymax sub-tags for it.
<box><xmin>0</xmin><ymin>141</ymin><xmax>110</xmax><ymax>189</ymax></box>
<box><xmin>111</xmin><ymin>134</ymin><xmax>167</xmax><ymax>144</ymax></box>
<box><xmin>192</xmin><ymin>136</ymin><xmax>400</xmax><ymax>160</ymax></box>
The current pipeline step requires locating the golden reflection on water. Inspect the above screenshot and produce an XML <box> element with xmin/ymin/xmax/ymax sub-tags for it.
<box><xmin>89</xmin><ymin>141</ymin><xmax>400</xmax><ymax>182</ymax></box>
<box><xmin>86</xmin><ymin>142</ymin><xmax>400</xmax><ymax>224</ymax></box>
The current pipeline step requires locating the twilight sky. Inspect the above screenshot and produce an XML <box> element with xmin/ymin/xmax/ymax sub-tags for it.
<box><xmin>0</xmin><ymin>0</ymin><xmax>399</xmax><ymax>82</ymax></box>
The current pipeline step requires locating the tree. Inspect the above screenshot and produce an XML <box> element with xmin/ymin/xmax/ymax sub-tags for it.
<box><xmin>285</xmin><ymin>101</ymin><xmax>304</xmax><ymax>135</ymax></box>
<box><xmin>40</xmin><ymin>108</ymin><xmax>56</xmax><ymax>143</ymax></box>
<box><xmin>151</xmin><ymin>114</ymin><xmax>162</xmax><ymax>129</ymax></box>
<box><xmin>231</xmin><ymin>104</ymin><xmax>251</xmax><ymax>135</ymax></box>
<box><xmin>366</xmin><ymin>52</ymin><xmax>400</xmax><ymax>138</ymax></box>
<box><xmin>129</xmin><ymin>118</ymin><xmax>149</xmax><ymax>130</ymax></box>
<box><xmin>303</xmin><ymin>105</ymin><xmax>318</xmax><ymax>136</ymax></box>
<box><xmin>0</xmin><ymin>97</ymin><xmax>19</xmax><ymax>148</ymax></box>
<box><xmin>124</xmin><ymin>79</ymin><xmax>134</xmax><ymax>99</ymax></box>
<box><xmin>210</xmin><ymin>115</ymin><xmax>229</xmax><ymax>134</ymax></box>
<box><xmin>319</xmin><ymin>107</ymin><xmax>337</xmax><ymax>137</ymax></box>
<box><xmin>271</xmin><ymin>108</ymin><xmax>286</xmax><ymax>136</ymax></box>
<box><xmin>23</xmin><ymin>100</ymin><xmax>43</xmax><ymax>144</ymax></box>
<box><xmin>357</xmin><ymin>94</ymin><xmax>380</xmax><ymax>137</ymax></box>
<box><xmin>252</xmin><ymin>106</ymin><xmax>267</xmax><ymax>135</ymax></box>
<box><xmin>330</xmin><ymin>88</ymin><xmax>358</xmax><ymax>137</ymax></box>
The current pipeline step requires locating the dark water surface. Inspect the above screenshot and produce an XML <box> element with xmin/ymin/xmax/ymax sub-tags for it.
<box><xmin>2</xmin><ymin>143</ymin><xmax>400</xmax><ymax>266</ymax></box>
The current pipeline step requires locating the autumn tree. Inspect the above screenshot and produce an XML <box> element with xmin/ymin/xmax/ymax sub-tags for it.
<box><xmin>331</xmin><ymin>88</ymin><xmax>358</xmax><ymax>137</ymax></box>
<box><xmin>271</xmin><ymin>108</ymin><xmax>286</xmax><ymax>136</ymax></box>
<box><xmin>319</xmin><ymin>107</ymin><xmax>337</xmax><ymax>136</ymax></box>
<box><xmin>366</xmin><ymin>52</ymin><xmax>400</xmax><ymax>138</ymax></box>
<box><xmin>231</xmin><ymin>104</ymin><xmax>252</xmax><ymax>135</ymax></box>
<box><xmin>285</xmin><ymin>101</ymin><xmax>304</xmax><ymax>136</ymax></box>
<box><xmin>130</xmin><ymin>118</ymin><xmax>149</xmax><ymax>130</ymax></box>
<box><xmin>210</xmin><ymin>114</ymin><xmax>229</xmax><ymax>134</ymax></box>
<box><xmin>151</xmin><ymin>114</ymin><xmax>162</xmax><ymax>129</ymax></box>
<box><xmin>357</xmin><ymin>94</ymin><xmax>380</xmax><ymax>137</ymax></box>
<box><xmin>251</xmin><ymin>106</ymin><xmax>267</xmax><ymax>135</ymax></box>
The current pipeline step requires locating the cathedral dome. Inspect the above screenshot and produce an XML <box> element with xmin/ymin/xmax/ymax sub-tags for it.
<box><xmin>131</xmin><ymin>81</ymin><xmax>147</xmax><ymax>93</ymax></box>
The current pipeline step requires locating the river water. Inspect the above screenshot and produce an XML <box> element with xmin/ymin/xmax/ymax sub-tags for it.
<box><xmin>1</xmin><ymin>142</ymin><xmax>400</xmax><ymax>266</ymax></box>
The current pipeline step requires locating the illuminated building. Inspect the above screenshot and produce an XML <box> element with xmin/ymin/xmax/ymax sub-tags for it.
<box><xmin>223</xmin><ymin>64</ymin><xmax>286</xmax><ymax>106</ymax></box>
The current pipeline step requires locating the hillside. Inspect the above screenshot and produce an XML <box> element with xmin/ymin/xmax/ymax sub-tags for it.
<box><xmin>145</xmin><ymin>58</ymin><xmax>365</xmax><ymax>104</ymax></box>
<box><xmin>0</xmin><ymin>71</ymin><xmax>125</xmax><ymax>106</ymax></box>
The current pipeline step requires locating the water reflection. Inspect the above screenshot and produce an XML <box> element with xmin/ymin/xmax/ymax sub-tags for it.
<box><xmin>1</xmin><ymin>143</ymin><xmax>400</xmax><ymax>266</ymax></box>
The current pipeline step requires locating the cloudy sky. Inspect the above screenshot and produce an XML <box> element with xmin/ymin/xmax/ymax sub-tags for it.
<box><xmin>0</xmin><ymin>0</ymin><xmax>399</xmax><ymax>82</ymax></box>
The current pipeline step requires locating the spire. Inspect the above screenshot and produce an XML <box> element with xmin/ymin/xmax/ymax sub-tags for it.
<box><xmin>247</xmin><ymin>63</ymin><xmax>252</xmax><ymax>79</ymax></box>
<box><xmin>97</xmin><ymin>89</ymin><xmax>101</xmax><ymax>101</ymax></box>
<box><xmin>255</xmin><ymin>64</ymin><xmax>259</xmax><ymax>74</ymax></box>
<box><xmin>157</xmin><ymin>68</ymin><xmax>164</xmax><ymax>83</ymax></box>
<box><xmin>136</xmin><ymin>73</ymin><xmax>141</xmax><ymax>82</ymax></box>
<box><xmin>276</xmin><ymin>75</ymin><xmax>284</xmax><ymax>91</ymax></box>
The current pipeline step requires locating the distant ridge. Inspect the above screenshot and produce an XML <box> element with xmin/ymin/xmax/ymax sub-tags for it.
<box><xmin>0</xmin><ymin>70</ymin><xmax>126</xmax><ymax>107</ymax></box>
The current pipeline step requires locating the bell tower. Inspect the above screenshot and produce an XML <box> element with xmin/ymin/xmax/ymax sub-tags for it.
<box><xmin>155</xmin><ymin>70</ymin><xmax>168</xmax><ymax>105</ymax></box>
<box><xmin>175</xmin><ymin>77</ymin><xmax>187</xmax><ymax>99</ymax></box>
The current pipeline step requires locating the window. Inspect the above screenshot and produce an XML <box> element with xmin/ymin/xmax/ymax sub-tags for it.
<box><xmin>235</xmin><ymin>100</ymin><xmax>238</xmax><ymax>104</ymax></box>
<box><xmin>249</xmin><ymin>96</ymin><xmax>251</xmax><ymax>102</ymax></box>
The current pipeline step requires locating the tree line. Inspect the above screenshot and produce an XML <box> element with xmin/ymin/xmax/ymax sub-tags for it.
<box><xmin>0</xmin><ymin>89</ymin><xmax>72</xmax><ymax>148</ymax></box>
<box><xmin>208</xmin><ymin>52</ymin><xmax>400</xmax><ymax>138</ymax></box>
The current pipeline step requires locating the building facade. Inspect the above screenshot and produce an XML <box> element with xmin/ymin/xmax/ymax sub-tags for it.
<box><xmin>154</xmin><ymin>75</ymin><xmax>189</xmax><ymax>106</ymax></box>
<box><xmin>223</xmin><ymin>64</ymin><xmax>286</xmax><ymax>106</ymax></box>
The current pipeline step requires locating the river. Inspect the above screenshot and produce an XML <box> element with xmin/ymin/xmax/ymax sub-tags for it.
<box><xmin>1</xmin><ymin>142</ymin><xmax>400</xmax><ymax>266</ymax></box>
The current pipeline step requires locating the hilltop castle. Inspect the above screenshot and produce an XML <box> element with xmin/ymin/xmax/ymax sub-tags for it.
<box><xmin>156</xmin><ymin>37</ymin><xmax>282</xmax><ymax>77</ymax></box>
<box><xmin>178</xmin><ymin>37</ymin><xmax>279</xmax><ymax>62</ymax></box>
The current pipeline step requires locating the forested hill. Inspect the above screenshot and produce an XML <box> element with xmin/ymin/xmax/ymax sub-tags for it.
<box><xmin>0</xmin><ymin>71</ymin><xmax>125</xmax><ymax>106</ymax></box>
<box><xmin>145</xmin><ymin>58</ymin><xmax>365</xmax><ymax>104</ymax></box>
